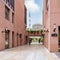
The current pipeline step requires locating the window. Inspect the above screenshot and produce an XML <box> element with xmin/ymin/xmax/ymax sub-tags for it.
<box><xmin>46</xmin><ymin>0</ymin><xmax>48</xmax><ymax>11</ymax></box>
<box><xmin>24</xmin><ymin>6</ymin><xmax>27</xmax><ymax>24</ymax></box>
<box><xmin>9</xmin><ymin>0</ymin><xmax>14</xmax><ymax>10</ymax></box>
<box><xmin>12</xmin><ymin>31</ymin><xmax>14</xmax><ymax>47</ymax></box>
<box><xmin>5</xmin><ymin>0</ymin><xmax>14</xmax><ymax>10</ymax></box>
<box><xmin>6</xmin><ymin>0</ymin><xmax>9</xmax><ymax>3</ymax></box>
<box><xmin>12</xmin><ymin>13</ymin><xmax>14</xmax><ymax>23</ymax></box>
<box><xmin>19</xmin><ymin>34</ymin><xmax>22</xmax><ymax>38</ymax></box>
<box><xmin>5</xmin><ymin>6</ymin><xmax>10</xmax><ymax>20</ymax></box>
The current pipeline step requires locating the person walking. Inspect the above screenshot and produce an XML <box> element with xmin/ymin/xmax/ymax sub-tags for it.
<box><xmin>29</xmin><ymin>38</ymin><xmax>32</xmax><ymax>45</ymax></box>
<box><xmin>38</xmin><ymin>38</ymin><xmax>40</xmax><ymax>44</ymax></box>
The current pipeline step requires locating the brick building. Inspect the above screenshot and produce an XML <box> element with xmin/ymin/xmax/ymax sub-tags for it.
<box><xmin>43</xmin><ymin>0</ymin><xmax>60</xmax><ymax>52</ymax></box>
<box><xmin>0</xmin><ymin>0</ymin><xmax>27</xmax><ymax>50</ymax></box>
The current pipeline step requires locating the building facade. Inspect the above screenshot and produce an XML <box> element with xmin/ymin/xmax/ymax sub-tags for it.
<box><xmin>0</xmin><ymin>0</ymin><xmax>26</xmax><ymax>50</ymax></box>
<box><xmin>43</xmin><ymin>0</ymin><xmax>60</xmax><ymax>52</ymax></box>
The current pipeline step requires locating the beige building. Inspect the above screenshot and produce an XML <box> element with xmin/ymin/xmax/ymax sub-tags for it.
<box><xmin>43</xmin><ymin>0</ymin><xmax>60</xmax><ymax>52</ymax></box>
<box><xmin>0</xmin><ymin>0</ymin><xmax>27</xmax><ymax>50</ymax></box>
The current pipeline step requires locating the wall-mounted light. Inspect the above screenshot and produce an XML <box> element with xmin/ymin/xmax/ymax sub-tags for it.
<box><xmin>44</xmin><ymin>26</ymin><xmax>49</xmax><ymax>32</ymax></box>
<box><xmin>44</xmin><ymin>26</ymin><xmax>46</xmax><ymax>32</ymax></box>
<box><xmin>53</xmin><ymin>23</ymin><xmax>56</xmax><ymax>32</ymax></box>
<box><xmin>5</xmin><ymin>27</ymin><xmax>8</xmax><ymax>31</ymax></box>
<box><xmin>2</xmin><ymin>27</ymin><xmax>8</xmax><ymax>33</ymax></box>
<box><xmin>46</xmin><ymin>29</ymin><xmax>49</xmax><ymax>32</ymax></box>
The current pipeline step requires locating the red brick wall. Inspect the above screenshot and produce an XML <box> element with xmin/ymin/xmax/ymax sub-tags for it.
<box><xmin>0</xmin><ymin>0</ymin><xmax>26</xmax><ymax>50</ymax></box>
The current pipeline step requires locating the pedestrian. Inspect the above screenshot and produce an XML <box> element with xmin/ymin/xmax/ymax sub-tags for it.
<box><xmin>38</xmin><ymin>39</ymin><xmax>40</xmax><ymax>44</ymax></box>
<box><xmin>29</xmin><ymin>38</ymin><xmax>32</xmax><ymax>45</ymax></box>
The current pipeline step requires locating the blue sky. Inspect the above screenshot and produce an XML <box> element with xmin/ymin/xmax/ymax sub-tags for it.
<box><xmin>25</xmin><ymin>0</ymin><xmax>43</xmax><ymax>28</ymax></box>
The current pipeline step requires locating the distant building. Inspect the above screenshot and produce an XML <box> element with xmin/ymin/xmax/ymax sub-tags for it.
<box><xmin>32</xmin><ymin>24</ymin><xmax>43</xmax><ymax>30</ymax></box>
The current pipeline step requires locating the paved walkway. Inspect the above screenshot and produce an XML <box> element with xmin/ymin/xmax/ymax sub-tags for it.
<box><xmin>0</xmin><ymin>45</ymin><xmax>60</xmax><ymax>60</ymax></box>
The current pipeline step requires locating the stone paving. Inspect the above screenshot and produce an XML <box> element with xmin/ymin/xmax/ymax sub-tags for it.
<box><xmin>54</xmin><ymin>52</ymin><xmax>60</xmax><ymax>58</ymax></box>
<box><xmin>0</xmin><ymin>45</ymin><xmax>60</xmax><ymax>60</ymax></box>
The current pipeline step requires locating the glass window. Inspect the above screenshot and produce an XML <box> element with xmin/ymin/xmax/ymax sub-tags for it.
<box><xmin>5</xmin><ymin>6</ymin><xmax>10</xmax><ymax>20</ymax></box>
<box><xmin>12</xmin><ymin>13</ymin><xmax>14</xmax><ymax>23</ymax></box>
<box><xmin>46</xmin><ymin>0</ymin><xmax>48</xmax><ymax>11</ymax></box>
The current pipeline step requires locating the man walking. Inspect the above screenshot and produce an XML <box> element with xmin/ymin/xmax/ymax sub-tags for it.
<box><xmin>29</xmin><ymin>38</ymin><xmax>32</xmax><ymax>45</ymax></box>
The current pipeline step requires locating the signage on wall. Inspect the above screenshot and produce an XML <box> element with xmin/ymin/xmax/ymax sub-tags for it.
<box><xmin>51</xmin><ymin>33</ymin><xmax>58</xmax><ymax>37</ymax></box>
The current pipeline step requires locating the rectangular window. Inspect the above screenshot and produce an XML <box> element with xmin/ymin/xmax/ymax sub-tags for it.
<box><xmin>6</xmin><ymin>0</ymin><xmax>9</xmax><ymax>3</ymax></box>
<box><xmin>5</xmin><ymin>0</ymin><xmax>14</xmax><ymax>10</ymax></box>
<box><xmin>46</xmin><ymin>0</ymin><xmax>48</xmax><ymax>11</ymax></box>
<box><xmin>12</xmin><ymin>31</ymin><xmax>14</xmax><ymax>47</ymax></box>
<box><xmin>12</xmin><ymin>13</ymin><xmax>14</xmax><ymax>23</ymax></box>
<box><xmin>9</xmin><ymin>0</ymin><xmax>14</xmax><ymax>10</ymax></box>
<box><xmin>24</xmin><ymin>6</ymin><xmax>27</xmax><ymax>25</ymax></box>
<box><xmin>5</xmin><ymin>6</ymin><xmax>10</xmax><ymax>20</ymax></box>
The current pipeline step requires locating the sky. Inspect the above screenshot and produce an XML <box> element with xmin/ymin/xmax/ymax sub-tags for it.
<box><xmin>25</xmin><ymin>0</ymin><xmax>43</xmax><ymax>28</ymax></box>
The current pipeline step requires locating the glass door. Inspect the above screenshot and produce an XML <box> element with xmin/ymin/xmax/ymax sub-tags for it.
<box><xmin>58</xmin><ymin>26</ymin><xmax>60</xmax><ymax>51</ymax></box>
<box><xmin>12</xmin><ymin>32</ymin><xmax>14</xmax><ymax>47</ymax></box>
<box><xmin>5</xmin><ymin>31</ymin><xmax>9</xmax><ymax>49</ymax></box>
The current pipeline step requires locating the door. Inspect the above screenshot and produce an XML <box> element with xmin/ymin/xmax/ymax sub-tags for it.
<box><xmin>20</xmin><ymin>34</ymin><xmax>22</xmax><ymax>45</ymax></box>
<box><xmin>58</xmin><ymin>26</ymin><xmax>60</xmax><ymax>49</ymax></box>
<box><xmin>25</xmin><ymin>36</ymin><xmax>28</xmax><ymax>44</ymax></box>
<box><xmin>12</xmin><ymin>32</ymin><xmax>14</xmax><ymax>47</ymax></box>
<box><xmin>17</xmin><ymin>33</ymin><xmax>19</xmax><ymax>46</ymax></box>
<box><xmin>5</xmin><ymin>30</ymin><xmax>9</xmax><ymax>49</ymax></box>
